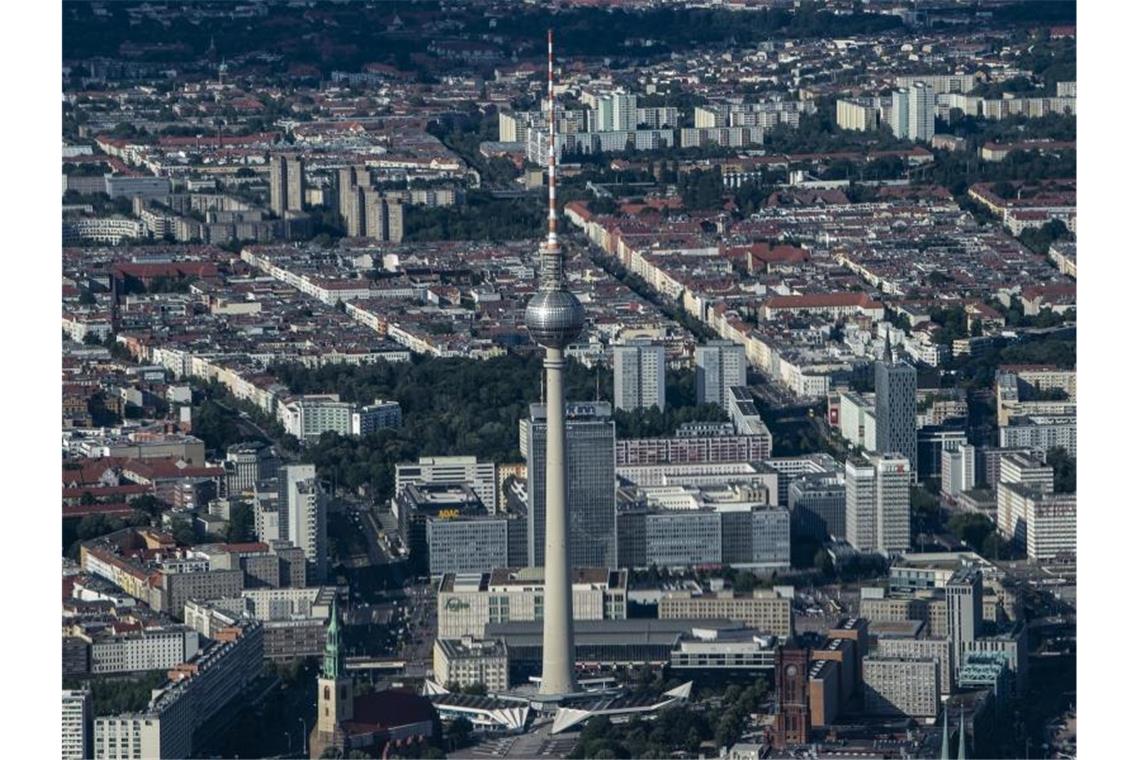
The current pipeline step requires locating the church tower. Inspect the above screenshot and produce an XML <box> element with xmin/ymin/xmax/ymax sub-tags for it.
<box><xmin>313</xmin><ymin>598</ymin><xmax>352</xmax><ymax>757</ymax></box>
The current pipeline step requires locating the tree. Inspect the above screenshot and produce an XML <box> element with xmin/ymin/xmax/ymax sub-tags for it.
<box><xmin>446</xmin><ymin>717</ymin><xmax>473</xmax><ymax>749</ymax></box>
<box><xmin>226</xmin><ymin>502</ymin><xmax>255</xmax><ymax>542</ymax></box>
<box><xmin>170</xmin><ymin>517</ymin><xmax>197</xmax><ymax>546</ymax></box>
<box><xmin>948</xmin><ymin>512</ymin><xmax>996</xmax><ymax>553</ymax></box>
<box><xmin>1046</xmin><ymin>447</ymin><xmax>1076</xmax><ymax>493</ymax></box>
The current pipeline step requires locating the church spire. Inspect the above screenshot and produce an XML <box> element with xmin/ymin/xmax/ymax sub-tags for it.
<box><xmin>322</xmin><ymin>596</ymin><xmax>343</xmax><ymax>680</ymax></box>
<box><xmin>883</xmin><ymin>331</ymin><xmax>894</xmax><ymax>364</ymax></box>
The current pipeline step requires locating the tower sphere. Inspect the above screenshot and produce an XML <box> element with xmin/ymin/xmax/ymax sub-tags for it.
<box><xmin>525</xmin><ymin>288</ymin><xmax>584</xmax><ymax>349</ymax></box>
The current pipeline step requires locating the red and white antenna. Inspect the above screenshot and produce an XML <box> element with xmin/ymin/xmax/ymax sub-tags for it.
<box><xmin>546</xmin><ymin>28</ymin><xmax>558</xmax><ymax>248</ymax></box>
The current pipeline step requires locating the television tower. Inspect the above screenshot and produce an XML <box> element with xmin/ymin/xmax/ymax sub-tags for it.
<box><xmin>524</xmin><ymin>29</ymin><xmax>584</xmax><ymax>697</ymax></box>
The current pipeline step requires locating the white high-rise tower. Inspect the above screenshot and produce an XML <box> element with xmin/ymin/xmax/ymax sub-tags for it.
<box><xmin>523</xmin><ymin>29</ymin><xmax>584</xmax><ymax>697</ymax></box>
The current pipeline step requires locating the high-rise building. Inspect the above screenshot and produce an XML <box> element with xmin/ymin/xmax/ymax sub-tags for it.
<box><xmin>907</xmin><ymin>83</ymin><xmax>937</xmax><ymax>142</ymax></box>
<box><xmin>695</xmin><ymin>341</ymin><xmax>747</xmax><ymax>411</ymax></box>
<box><xmin>395</xmin><ymin>456</ymin><xmax>498</xmax><ymax>510</ymax></box>
<box><xmin>836</xmin><ymin>98</ymin><xmax>879</xmax><ymax>131</ymax></box>
<box><xmin>524</xmin><ymin>402</ymin><xmax>616</xmax><ymax>569</ymax></box>
<box><xmin>613</xmin><ymin>341</ymin><xmax>665</xmax><ymax>411</ymax></box>
<box><xmin>62</xmin><ymin>689</ymin><xmax>93</xmax><ymax>760</ymax></box>
<box><xmin>890</xmin><ymin>89</ymin><xmax>910</xmax><ymax>139</ymax></box>
<box><xmin>941</xmin><ymin>444</ymin><xmax>977</xmax><ymax>498</ymax></box>
<box><xmin>279</xmin><ymin>464</ymin><xmax>328</xmax><ymax>583</ymax></box>
<box><xmin>269</xmin><ymin>155</ymin><xmax>305</xmax><ymax>216</ymax></box>
<box><xmin>789</xmin><ymin>474</ymin><xmax>847</xmax><ymax>540</ymax></box>
<box><xmin>862</xmin><ymin>656</ymin><xmax>940</xmax><ymax>717</ymax></box>
<box><xmin>522</xmin><ymin>28</ymin><xmax>586</xmax><ymax>696</ymax></box>
<box><xmin>946</xmin><ymin>566</ymin><xmax>982</xmax><ymax>664</ymax></box>
<box><xmin>874</xmin><ymin>342</ymin><xmax>917</xmax><ymax>474</ymax></box>
<box><xmin>595</xmin><ymin>93</ymin><xmax>638</xmax><ymax>132</ymax></box>
<box><xmin>845</xmin><ymin>453</ymin><xmax>911</xmax><ymax>554</ymax></box>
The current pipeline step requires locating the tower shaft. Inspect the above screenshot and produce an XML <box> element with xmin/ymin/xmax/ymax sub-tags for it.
<box><xmin>539</xmin><ymin>348</ymin><xmax>576</xmax><ymax>694</ymax></box>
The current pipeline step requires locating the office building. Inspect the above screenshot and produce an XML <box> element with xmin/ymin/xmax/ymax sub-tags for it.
<box><xmin>86</xmin><ymin>626</ymin><xmax>200</xmax><ymax>674</ymax></box>
<box><xmin>63</xmin><ymin>690</ymin><xmax>93</xmax><ymax>760</ymax></box>
<box><xmin>1024</xmin><ymin>492</ymin><xmax>1076</xmax><ymax>561</ymax></box>
<box><xmin>862</xmin><ymin>656</ymin><xmax>940</xmax><ymax>718</ymax></box>
<box><xmin>874</xmin><ymin>343</ymin><xmax>917</xmax><ymax>473</ymax></box>
<box><xmin>874</xmin><ymin>636</ymin><xmax>953</xmax><ymax>694</ymax></box>
<box><xmin>615</xmin><ymin>423</ymin><xmax>770</xmax><ymax>466</ymax></box>
<box><xmin>396</xmin><ymin>456</ymin><xmax>498</xmax><ymax>511</ymax></box>
<box><xmin>789</xmin><ymin>474</ymin><xmax>846</xmax><ymax>539</ymax></box>
<box><xmin>917</xmin><ymin>424</ymin><xmax>967</xmax><ymax>480</ymax></box>
<box><xmin>279</xmin><ymin>464</ymin><xmax>328</xmax><ymax>583</ymax></box>
<box><xmin>996</xmin><ymin>453</ymin><xmax>1054</xmax><ymax>542</ymax></box>
<box><xmin>278</xmin><ymin>394</ymin><xmax>355</xmax><ymax>442</ymax></box>
<box><xmin>613</xmin><ymin>341</ymin><xmax>666</xmax><ymax>411</ymax></box>
<box><xmin>727</xmin><ymin>386</ymin><xmax>773</xmax><ymax>444</ymax></box>
<box><xmin>695</xmin><ymin>342</ymin><xmax>747</xmax><ymax>411</ymax></box>
<box><xmin>436</xmin><ymin>567</ymin><xmax>628</xmax><ymax>640</ymax></box>
<box><xmin>947</xmin><ymin>566</ymin><xmax>982</xmax><ymax>664</ymax></box>
<box><xmin>94</xmin><ymin>622</ymin><xmax>264</xmax><ymax>760</ymax></box>
<box><xmin>427</xmin><ymin>515</ymin><xmax>510</xmax><ymax>577</ymax></box>
<box><xmin>433</xmin><ymin>637</ymin><xmax>510</xmax><ymax>691</ymax></box>
<box><xmin>269</xmin><ymin>155</ymin><xmax>305</xmax><ymax>216</ymax></box>
<box><xmin>524</xmin><ymin>401</ymin><xmax>616</xmax><ymax>569</ymax></box>
<box><xmin>184</xmin><ymin>587</ymin><xmax>333</xmax><ymax>662</ymax></box>
<box><xmin>941</xmin><ymin>444</ymin><xmax>977</xmax><ymax>498</ymax></box>
<box><xmin>658</xmin><ymin>590</ymin><xmax>794</xmax><ymax>637</ymax></box>
<box><xmin>998</xmin><ymin>414</ymin><xmax>1076</xmax><ymax>457</ymax></box>
<box><xmin>845</xmin><ymin>453</ymin><xmax>911</xmax><ymax>555</ymax></box>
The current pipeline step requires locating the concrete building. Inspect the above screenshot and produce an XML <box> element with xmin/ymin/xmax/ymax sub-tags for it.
<box><xmin>279</xmin><ymin>394</ymin><xmax>355</xmax><ymax>441</ymax></box>
<box><xmin>86</xmin><ymin>626</ymin><xmax>200</xmax><ymax>674</ymax></box>
<box><xmin>63</xmin><ymin>690</ymin><xmax>93</xmax><ymax>760</ymax></box>
<box><xmin>352</xmin><ymin>399</ymin><xmax>402</xmax><ymax>435</ymax></box>
<box><xmin>845</xmin><ymin>453</ymin><xmax>911</xmax><ymax>555</ymax></box>
<box><xmin>874</xmin><ymin>344</ymin><xmax>917</xmax><ymax>473</ymax></box>
<box><xmin>889</xmin><ymin>89</ymin><xmax>910</xmax><ymax>140</ymax></box>
<box><xmin>947</xmin><ymin>566</ymin><xmax>982</xmax><ymax>665</ymax></box>
<box><xmin>658</xmin><ymin>590</ymin><xmax>794</xmax><ymax>637</ymax></box>
<box><xmin>862</xmin><ymin>656</ymin><xmax>940</xmax><ymax>718</ymax></box>
<box><xmin>437</xmin><ymin>567</ymin><xmax>628</xmax><ymax>639</ymax></box>
<box><xmin>906</xmin><ymin>83</ymin><xmax>937</xmax><ymax>142</ymax></box>
<box><xmin>941</xmin><ymin>444</ymin><xmax>977</xmax><ymax>498</ymax></box>
<box><xmin>613</xmin><ymin>341</ymin><xmax>666</xmax><ymax>412</ymax></box>
<box><xmin>279</xmin><ymin>464</ymin><xmax>328</xmax><ymax>584</ymax></box>
<box><xmin>788</xmin><ymin>474</ymin><xmax>846</xmax><ymax>540</ymax></box>
<box><xmin>94</xmin><ymin>622</ymin><xmax>263</xmax><ymax>760</ymax></box>
<box><xmin>669</xmin><ymin>628</ymin><xmax>778</xmax><ymax>673</ymax></box>
<box><xmin>1024</xmin><ymin>492</ymin><xmax>1076</xmax><ymax>561</ymax></box>
<box><xmin>269</xmin><ymin>155</ymin><xmax>305</xmax><ymax>216</ymax></box>
<box><xmin>695</xmin><ymin>342</ymin><xmax>747</xmax><ymax>411</ymax></box>
<box><xmin>396</xmin><ymin>456</ymin><xmax>498</xmax><ymax>511</ymax></box>
<box><xmin>875</xmin><ymin>638</ymin><xmax>957</xmax><ymax>697</ymax></box>
<box><xmin>523</xmin><ymin>401</ymin><xmax>616</xmax><ymax>569</ymax></box>
<box><xmin>433</xmin><ymin>637</ymin><xmax>510</xmax><ymax>691</ymax></box>
<box><xmin>836</xmin><ymin>98</ymin><xmax>879</xmax><ymax>131</ymax></box>
<box><xmin>615</xmin><ymin>423</ymin><xmax>770</xmax><ymax>466</ymax></box>
<box><xmin>427</xmin><ymin>515</ymin><xmax>510</xmax><ymax>576</ymax></box>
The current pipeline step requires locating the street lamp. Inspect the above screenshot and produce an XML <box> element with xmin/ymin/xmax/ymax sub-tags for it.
<box><xmin>298</xmin><ymin>717</ymin><xmax>307</xmax><ymax>757</ymax></box>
